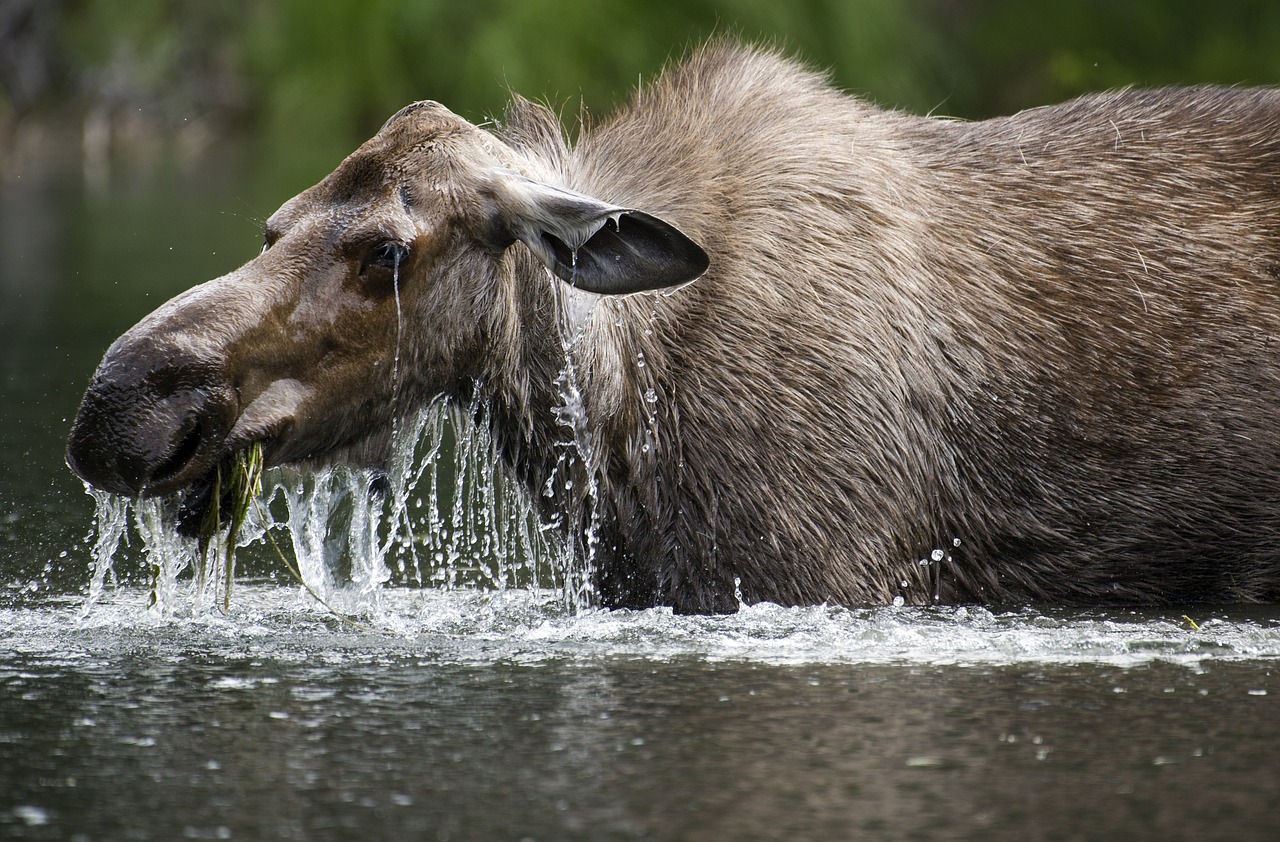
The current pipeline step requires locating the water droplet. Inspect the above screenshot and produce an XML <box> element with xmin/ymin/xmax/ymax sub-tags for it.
<box><xmin>905</xmin><ymin>756</ymin><xmax>943</xmax><ymax>767</ymax></box>
<box><xmin>931</xmin><ymin>549</ymin><xmax>945</xmax><ymax>562</ymax></box>
<box><xmin>12</xmin><ymin>806</ymin><xmax>49</xmax><ymax>827</ymax></box>
<box><xmin>892</xmin><ymin>595</ymin><xmax>905</xmax><ymax>607</ymax></box>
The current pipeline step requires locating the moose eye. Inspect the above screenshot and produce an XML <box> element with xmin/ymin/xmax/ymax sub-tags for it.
<box><xmin>361</xmin><ymin>241</ymin><xmax>409</xmax><ymax>275</ymax></box>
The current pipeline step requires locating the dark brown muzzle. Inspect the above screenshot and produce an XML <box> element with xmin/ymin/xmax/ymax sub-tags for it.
<box><xmin>66</xmin><ymin>329</ymin><xmax>237</xmax><ymax>498</ymax></box>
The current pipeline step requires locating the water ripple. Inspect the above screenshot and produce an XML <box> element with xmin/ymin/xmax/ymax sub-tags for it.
<box><xmin>3</xmin><ymin>586</ymin><xmax>1279</xmax><ymax>669</ymax></box>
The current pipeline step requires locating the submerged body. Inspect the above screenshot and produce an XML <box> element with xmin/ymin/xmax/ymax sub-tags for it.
<box><xmin>68</xmin><ymin>42</ymin><xmax>1280</xmax><ymax>612</ymax></box>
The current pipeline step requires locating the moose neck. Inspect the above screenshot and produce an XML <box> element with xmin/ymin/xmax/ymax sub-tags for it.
<box><xmin>470</xmin><ymin>251</ymin><xmax>678</xmax><ymax>578</ymax></box>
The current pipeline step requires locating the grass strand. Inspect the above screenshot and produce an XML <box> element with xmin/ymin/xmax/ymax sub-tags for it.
<box><xmin>194</xmin><ymin>443</ymin><xmax>363</xmax><ymax>627</ymax></box>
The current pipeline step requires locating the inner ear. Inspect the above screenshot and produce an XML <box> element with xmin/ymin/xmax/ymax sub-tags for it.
<box><xmin>547</xmin><ymin>212</ymin><xmax>710</xmax><ymax>294</ymax></box>
<box><xmin>487</xmin><ymin>171</ymin><xmax>709</xmax><ymax>295</ymax></box>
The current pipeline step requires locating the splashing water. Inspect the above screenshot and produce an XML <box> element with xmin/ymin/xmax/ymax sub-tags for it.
<box><xmin>81</xmin><ymin>403</ymin><xmax>568</xmax><ymax>619</ymax></box>
<box><xmin>546</xmin><ymin>358</ymin><xmax>601</xmax><ymax>609</ymax></box>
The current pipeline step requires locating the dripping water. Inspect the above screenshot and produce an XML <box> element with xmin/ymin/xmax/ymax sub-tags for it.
<box><xmin>541</xmin><ymin>272</ymin><xmax>612</xmax><ymax>609</ymax></box>
<box><xmin>79</xmin><ymin>402</ymin><xmax>564</xmax><ymax>618</ymax></box>
<box><xmin>388</xmin><ymin>250</ymin><xmax>405</xmax><ymax>444</ymax></box>
<box><xmin>546</xmin><ymin>359</ymin><xmax>601</xmax><ymax>609</ymax></box>
<box><xmin>77</xmin><ymin>269</ymin><xmax>619</xmax><ymax>619</ymax></box>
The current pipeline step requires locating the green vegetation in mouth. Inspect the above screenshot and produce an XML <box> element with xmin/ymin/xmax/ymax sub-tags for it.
<box><xmin>186</xmin><ymin>442</ymin><xmax>362</xmax><ymax>626</ymax></box>
<box><xmin>194</xmin><ymin>442</ymin><xmax>265</xmax><ymax>613</ymax></box>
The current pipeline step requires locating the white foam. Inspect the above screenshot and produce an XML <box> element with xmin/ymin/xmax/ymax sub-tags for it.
<box><xmin>13</xmin><ymin>585</ymin><xmax>1278</xmax><ymax>670</ymax></box>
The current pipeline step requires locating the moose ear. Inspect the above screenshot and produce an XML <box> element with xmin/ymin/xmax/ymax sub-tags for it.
<box><xmin>487</xmin><ymin>170</ymin><xmax>709</xmax><ymax>295</ymax></box>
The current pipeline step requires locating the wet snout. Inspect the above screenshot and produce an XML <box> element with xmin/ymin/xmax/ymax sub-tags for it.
<box><xmin>64</xmin><ymin>260</ymin><xmax>298</xmax><ymax>498</ymax></box>
<box><xmin>66</xmin><ymin>321</ymin><xmax>239</xmax><ymax>497</ymax></box>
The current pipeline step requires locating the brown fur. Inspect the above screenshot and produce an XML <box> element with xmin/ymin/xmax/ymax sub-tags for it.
<box><xmin>68</xmin><ymin>41</ymin><xmax>1280</xmax><ymax>612</ymax></box>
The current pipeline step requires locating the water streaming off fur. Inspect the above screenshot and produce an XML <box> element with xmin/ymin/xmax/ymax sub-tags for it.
<box><xmin>82</xmin><ymin>404</ymin><xmax>581</xmax><ymax>619</ymax></box>
<box><xmin>71</xmin><ymin>393</ymin><xmax>1280</xmax><ymax>667</ymax></box>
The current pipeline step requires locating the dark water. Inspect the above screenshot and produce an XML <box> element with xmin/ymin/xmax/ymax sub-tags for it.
<box><xmin>3</xmin><ymin>159</ymin><xmax>1280</xmax><ymax>841</ymax></box>
<box><xmin>3</xmin><ymin>590</ymin><xmax>1280</xmax><ymax>841</ymax></box>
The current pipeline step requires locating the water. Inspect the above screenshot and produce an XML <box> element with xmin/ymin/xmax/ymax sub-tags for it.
<box><xmin>4</xmin><ymin>156</ymin><xmax>1280</xmax><ymax>841</ymax></box>
<box><xmin>3</xmin><ymin>590</ymin><xmax>1280</xmax><ymax>840</ymax></box>
<box><xmin>78</xmin><ymin>404</ymin><xmax>565</xmax><ymax>619</ymax></box>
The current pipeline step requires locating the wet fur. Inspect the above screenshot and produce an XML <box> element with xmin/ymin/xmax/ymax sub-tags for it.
<box><xmin>481</xmin><ymin>42</ymin><xmax>1280</xmax><ymax>611</ymax></box>
<box><xmin>71</xmin><ymin>41</ymin><xmax>1280</xmax><ymax>613</ymax></box>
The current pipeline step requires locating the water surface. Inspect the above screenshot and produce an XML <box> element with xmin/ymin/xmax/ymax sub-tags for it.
<box><xmin>3</xmin><ymin>589</ymin><xmax>1280</xmax><ymax>841</ymax></box>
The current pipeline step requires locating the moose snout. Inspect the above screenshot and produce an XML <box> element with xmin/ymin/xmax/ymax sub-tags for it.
<box><xmin>66</xmin><ymin>348</ymin><xmax>237</xmax><ymax>498</ymax></box>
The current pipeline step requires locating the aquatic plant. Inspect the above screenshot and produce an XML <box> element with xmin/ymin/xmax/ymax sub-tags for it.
<box><xmin>195</xmin><ymin>442</ymin><xmax>263</xmax><ymax>612</ymax></box>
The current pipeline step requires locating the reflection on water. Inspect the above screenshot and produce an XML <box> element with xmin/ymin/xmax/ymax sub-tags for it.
<box><xmin>2</xmin><ymin>589</ymin><xmax>1280</xmax><ymax>841</ymax></box>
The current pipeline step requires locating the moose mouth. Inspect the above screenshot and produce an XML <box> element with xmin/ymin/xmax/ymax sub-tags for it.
<box><xmin>146</xmin><ymin>426</ymin><xmax>283</xmax><ymax>537</ymax></box>
<box><xmin>108</xmin><ymin>378</ymin><xmax>315</xmax><ymax>498</ymax></box>
<box><xmin>68</xmin><ymin>367</ymin><xmax>397</xmax><ymax>533</ymax></box>
<box><xmin>166</xmin><ymin>422</ymin><xmax>402</xmax><ymax>538</ymax></box>
<box><xmin>65</xmin><ymin>383</ymin><xmax>287</xmax><ymax>529</ymax></box>
<box><xmin>162</xmin><ymin>429</ymin><xmax>288</xmax><ymax>534</ymax></box>
<box><xmin>170</xmin><ymin>447</ymin><xmax>261</xmax><ymax>538</ymax></box>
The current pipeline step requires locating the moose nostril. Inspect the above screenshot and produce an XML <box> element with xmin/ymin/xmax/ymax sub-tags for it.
<box><xmin>149</xmin><ymin>417</ymin><xmax>205</xmax><ymax>485</ymax></box>
<box><xmin>67</xmin><ymin>329</ymin><xmax>237</xmax><ymax>496</ymax></box>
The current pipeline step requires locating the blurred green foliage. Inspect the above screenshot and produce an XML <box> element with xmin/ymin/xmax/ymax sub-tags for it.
<box><xmin>4</xmin><ymin>0</ymin><xmax>1280</xmax><ymax>184</ymax></box>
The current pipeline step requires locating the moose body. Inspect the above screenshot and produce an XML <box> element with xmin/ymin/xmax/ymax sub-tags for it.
<box><xmin>68</xmin><ymin>42</ymin><xmax>1280</xmax><ymax>613</ymax></box>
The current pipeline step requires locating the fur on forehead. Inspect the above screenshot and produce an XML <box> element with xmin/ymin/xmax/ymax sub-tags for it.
<box><xmin>320</xmin><ymin>104</ymin><xmax>526</xmax><ymax>209</ymax></box>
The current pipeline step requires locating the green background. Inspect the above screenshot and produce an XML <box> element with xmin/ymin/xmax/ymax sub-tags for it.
<box><xmin>7</xmin><ymin>0</ymin><xmax>1280</xmax><ymax>187</ymax></box>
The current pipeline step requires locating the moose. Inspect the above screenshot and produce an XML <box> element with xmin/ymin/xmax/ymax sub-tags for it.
<box><xmin>67</xmin><ymin>41</ymin><xmax>1280</xmax><ymax>613</ymax></box>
